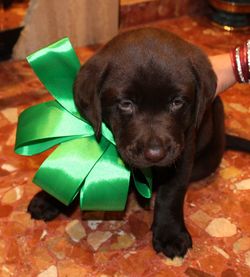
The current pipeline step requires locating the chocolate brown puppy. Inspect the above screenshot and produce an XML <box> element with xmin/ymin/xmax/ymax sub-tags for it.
<box><xmin>28</xmin><ymin>28</ymin><xmax>250</xmax><ymax>258</ymax></box>
<box><xmin>73</xmin><ymin>28</ymin><xmax>221</xmax><ymax>258</ymax></box>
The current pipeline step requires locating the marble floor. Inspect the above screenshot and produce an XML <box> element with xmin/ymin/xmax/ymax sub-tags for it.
<box><xmin>1</xmin><ymin>13</ymin><xmax>250</xmax><ymax>277</ymax></box>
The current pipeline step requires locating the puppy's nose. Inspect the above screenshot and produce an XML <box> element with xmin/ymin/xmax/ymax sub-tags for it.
<box><xmin>144</xmin><ymin>139</ymin><xmax>165</xmax><ymax>162</ymax></box>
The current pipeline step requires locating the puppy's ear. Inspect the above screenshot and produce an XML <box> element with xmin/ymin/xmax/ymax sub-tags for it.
<box><xmin>74</xmin><ymin>55</ymin><xmax>108</xmax><ymax>140</ymax></box>
<box><xmin>190</xmin><ymin>49</ymin><xmax>217</xmax><ymax>128</ymax></box>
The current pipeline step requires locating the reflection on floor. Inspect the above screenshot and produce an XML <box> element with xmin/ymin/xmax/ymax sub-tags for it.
<box><xmin>1</xmin><ymin>13</ymin><xmax>250</xmax><ymax>277</ymax></box>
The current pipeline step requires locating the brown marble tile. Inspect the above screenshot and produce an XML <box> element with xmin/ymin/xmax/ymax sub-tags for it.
<box><xmin>1</xmin><ymin>14</ymin><xmax>250</xmax><ymax>276</ymax></box>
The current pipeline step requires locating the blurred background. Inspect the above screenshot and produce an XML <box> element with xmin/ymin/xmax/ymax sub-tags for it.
<box><xmin>0</xmin><ymin>0</ymin><xmax>249</xmax><ymax>61</ymax></box>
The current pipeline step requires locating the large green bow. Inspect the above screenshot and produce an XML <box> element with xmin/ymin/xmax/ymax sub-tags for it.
<box><xmin>15</xmin><ymin>38</ymin><xmax>152</xmax><ymax>211</ymax></box>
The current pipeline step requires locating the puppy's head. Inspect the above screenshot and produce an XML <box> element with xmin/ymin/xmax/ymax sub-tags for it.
<box><xmin>74</xmin><ymin>28</ymin><xmax>217</xmax><ymax>168</ymax></box>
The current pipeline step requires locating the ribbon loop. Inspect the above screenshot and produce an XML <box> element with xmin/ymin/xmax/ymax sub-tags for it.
<box><xmin>27</xmin><ymin>38</ymin><xmax>80</xmax><ymax>117</ymax></box>
<box><xmin>15</xmin><ymin>101</ymin><xmax>94</xmax><ymax>155</ymax></box>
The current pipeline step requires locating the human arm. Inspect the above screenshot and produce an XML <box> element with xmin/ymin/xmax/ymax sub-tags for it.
<box><xmin>209</xmin><ymin>40</ymin><xmax>250</xmax><ymax>96</ymax></box>
<box><xmin>209</xmin><ymin>53</ymin><xmax>237</xmax><ymax>96</ymax></box>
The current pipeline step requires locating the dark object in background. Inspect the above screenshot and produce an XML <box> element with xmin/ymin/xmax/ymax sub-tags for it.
<box><xmin>2</xmin><ymin>0</ymin><xmax>14</xmax><ymax>9</ymax></box>
<box><xmin>0</xmin><ymin>27</ymin><xmax>23</xmax><ymax>61</ymax></box>
<box><xmin>0</xmin><ymin>0</ymin><xmax>27</xmax><ymax>60</ymax></box>
<box><xmin>209</xmin><ymin>0</ymin><xmax>250</xmax><ymax>31</ymax></box>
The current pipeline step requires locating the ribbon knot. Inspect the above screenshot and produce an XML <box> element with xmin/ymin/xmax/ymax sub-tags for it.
<box><xmin>15</xmin><ymin>37</ymin><xmax>152</xmax><ymax>211</ymax></box>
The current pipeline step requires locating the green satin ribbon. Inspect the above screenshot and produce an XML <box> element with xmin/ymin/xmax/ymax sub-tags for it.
<box><xmin>15</xmin><ymin>37</ymin><xmax>152</xmax><ymax>211</ymax></box>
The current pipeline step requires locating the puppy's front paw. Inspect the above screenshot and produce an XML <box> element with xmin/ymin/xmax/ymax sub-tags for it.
<box><xmin>152</xmin><ymin>225</ymin><xmax>192</xmax><ymax>258</ymax></box>
<box><xmin>28</xmin><ymin>191</ymin><xmax>62</xmax><ymax>221</ymax></box>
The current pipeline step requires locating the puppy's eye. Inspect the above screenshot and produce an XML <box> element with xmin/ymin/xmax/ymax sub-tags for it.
<box><xmin>118</xmin><ymin>99</ymin><xmax>134</xmax><ymax>114</ymax></box>
<box><xmin>169</xmin><ymin>97</ymin><xmax>184</xmax><ymax>111</ymax></box>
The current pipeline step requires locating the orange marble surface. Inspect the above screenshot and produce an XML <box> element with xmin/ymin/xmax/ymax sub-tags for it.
<box><xmin>1</xmin><ymin>15</ymin><xmax>250</xmax><ymax>276</ymax></box>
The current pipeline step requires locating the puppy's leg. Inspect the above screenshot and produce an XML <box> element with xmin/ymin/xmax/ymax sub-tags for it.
<box><xmin>152</xmin><ymin>177</ymin><xmax>192</xmax><ymax>258</ymax></box>
<box><xmin>152</xmin><ymin>128</ymin><xmax>195</xmax><ymax>258</ymax></box>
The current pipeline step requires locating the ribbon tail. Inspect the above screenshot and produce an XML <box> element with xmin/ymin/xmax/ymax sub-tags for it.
<box><xmin>133</xmin><ymin>168</ymin><xmax>152</xmax><ymax>199</ymax></box>
<box><xmin>80</xmin><ymin>144</ymin><xmax>131</xmax><ymax>211</ymax></box>
<box><xmin>33</xmin><ymin>137</ymin><xmax>109</xmax><ymax>205</ymax></box>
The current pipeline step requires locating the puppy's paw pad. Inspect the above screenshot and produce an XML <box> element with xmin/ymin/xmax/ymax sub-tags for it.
<box><xmin>28</xmin><ymin>191</ymin><xmax>61</xmax><ymax>221</ymax></box>
<box><xmin>153</xmin><ymin>230</ymin><xmax>192</xmax><ymax>258</ymax></box>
